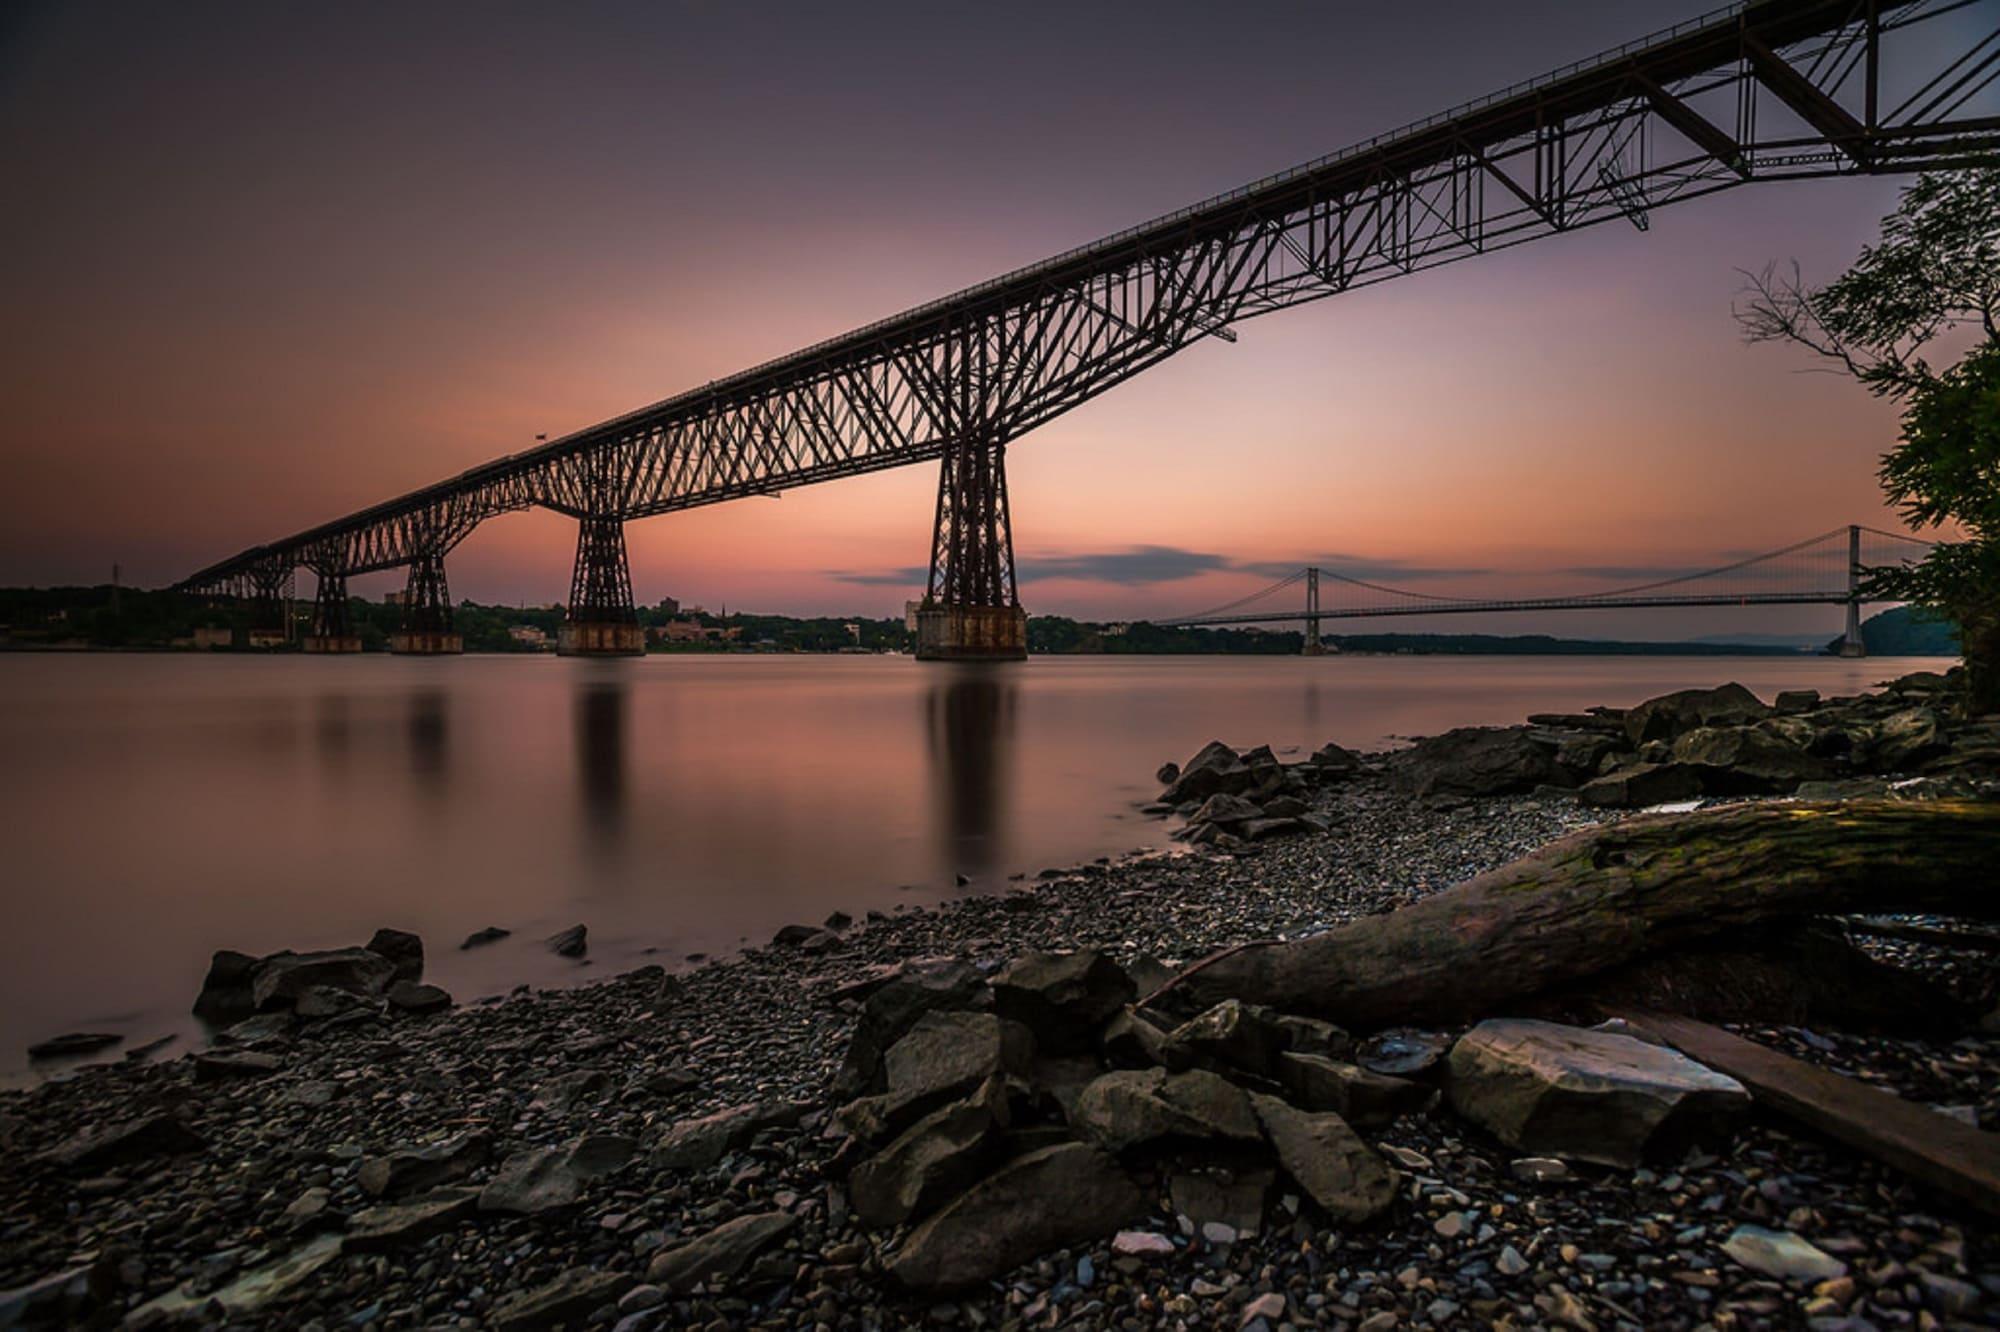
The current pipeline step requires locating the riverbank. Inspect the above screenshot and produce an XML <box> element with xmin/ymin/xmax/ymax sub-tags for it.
<box><xmin>2</xmin><ymin>674</ymin><xmax>1995</xmax><ymax>1329</ymax></box>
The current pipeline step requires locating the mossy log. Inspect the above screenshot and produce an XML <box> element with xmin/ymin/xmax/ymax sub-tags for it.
<box><xmin>1183</xmin><ymin>800</ymin><xmax>2000</xmax><ymax>1031</ymax></box>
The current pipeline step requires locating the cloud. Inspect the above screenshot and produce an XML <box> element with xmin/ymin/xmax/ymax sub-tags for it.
<box><xmin>1019</xmin><ymin>545</ymin><xmax>1233</xmax><ymax>585</ymax></box>
<box><xmin>1231</xmin><ymin>555</ymin><xmax>1489</xmax><ymax>582</ymax></box>
<box><xmin>826</xmin><ymin>565</ymin><xmax>928</xmax><ymax>587</ymax></box>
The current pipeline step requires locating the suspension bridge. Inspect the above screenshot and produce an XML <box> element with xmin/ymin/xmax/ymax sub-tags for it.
<box><xmin>176</xmin><ymin>0</ymin><xmax>2000</xmax><ymax>660</ymax></box>
<box><xmin>1157</xmin><ymin>525</ymin><xmax>1937</xmax><ymax>656</ymax></box>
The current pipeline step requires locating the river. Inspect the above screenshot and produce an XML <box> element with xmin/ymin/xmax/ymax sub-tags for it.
<box><xmin>0</xmin><ymin>650</ymin><xmax>1950</xmax><ymax>1078</ymax></box>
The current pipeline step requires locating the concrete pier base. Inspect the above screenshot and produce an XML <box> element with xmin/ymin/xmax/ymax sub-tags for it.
<box><xmin>303</xmin><ymin>635</ymin><xmax>364</xmax><ymax>654</ymax></box>
<box><xmin>1836</xmin><ymin>639</ymin><xmax>1868</xmax><ymax>659</ymax></box>
<box><xmin>557</xmin><ymin>622</ymin><xmax>645</xmax><ymax>657</ymax></box>
<box><xmin>915</xmin><ymin>605</ymin><xmax>1028</xmax><ymax>661</ymax></box>
<box><xmin>1301</xmin><ymin>641</ymin><xmax>1330</xmax><ymax>657</ymax></box>
<box><xmin>390</xmin><ymin>632</ymin><xmax>463</xmax><ymax>655</ymax></box>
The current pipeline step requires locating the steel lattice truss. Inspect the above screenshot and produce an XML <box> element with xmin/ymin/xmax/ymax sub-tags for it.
<box><xmin>181</xmin><ymin>0</ymin><xmax>2000</xmax><ymax>595</ymax></box>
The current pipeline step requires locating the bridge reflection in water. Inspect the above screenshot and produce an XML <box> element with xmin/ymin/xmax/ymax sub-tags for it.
<box><xmin>574</xmin><ymin>673</ymin><xmax>628</xmax><ymax>857</ymax></box>
<box><xmin>926</xmin><ymin>667</ymin><xmax>1017</xmax><ymax>882</ymax></box>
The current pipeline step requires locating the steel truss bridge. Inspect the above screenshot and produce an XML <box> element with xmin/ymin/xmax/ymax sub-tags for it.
<box><xmin>178</xmin><ymin>0</ymin><xmax>2000</xmax><ymax>659</ymax></box>
<box><xmin>1158</xmin><ymin>525</ymin><xmax>1936</xmax><ymax>654</ymax></box>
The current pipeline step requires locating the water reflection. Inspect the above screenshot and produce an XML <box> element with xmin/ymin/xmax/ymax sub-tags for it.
<box><xmin>315</xmin><ymin>693</ymin><xmax>351</xmax><ymax>770</ymax></box>
<box><xmin>574</xmin><ymin>672</ymin><xmax>628</xmax><ymax>852</ymax></box>
<box><xmin>407</xmin><ymin>690</ymin><xmax>448</xmax><ymax>789</ymax></box>
<box><xmin>926</xmin><ymin>666</ymin><xmax>1016</xmax><ymax>879</ymax></box>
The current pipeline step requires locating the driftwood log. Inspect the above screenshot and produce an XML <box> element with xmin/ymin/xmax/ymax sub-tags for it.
<box><xmin>1183</xmin><ymin>799</ymin><xmax>2000</xmax><ymax>1030</ymax></box>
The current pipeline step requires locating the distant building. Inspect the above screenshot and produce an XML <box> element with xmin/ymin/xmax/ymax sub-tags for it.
<box><xmin>508</xmin><ymin>625</ymin><xmax>549</xmax><ymax>648</ymax></box>
<box><xmin>193</xmin><ymin>626</ymin><xmax>233</xmax><ymax>650</ymax></box>
<box><xmin>845</xmin><ymin>622</ymin><xmax>862</xmax><ymax>645</ymax></box>
<box><xmin>384</xmin><ymin>590</ymin><xmax>409</xmax><ymax>606</ymax></box>
<box><xmin>905</xmin><ymin>600</ymin><xmax>923</xmax><ymax>633</ymax></box>
<box><xmin>1104</xmin><ymin>623</ymin><xmax>1131</xmax><ymax>637</ymax></box>
<box><xmin>657</xmin><ymin>595</ymin><xmax>681</xmax><ymax>615</ymax></box>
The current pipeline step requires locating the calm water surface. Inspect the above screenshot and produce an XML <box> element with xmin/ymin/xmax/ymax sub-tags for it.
<box><xmin>0</xmin><ymin>651</ymin><xmax>1950</xmax><ymax>1077</ymax></box>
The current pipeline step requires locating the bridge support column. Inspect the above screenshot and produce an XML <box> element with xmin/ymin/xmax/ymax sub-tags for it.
<box><xmin>1300</xmin><ymin>566</ymin><xmax>1329</xmax><ymax>656</ymax></box>
<box><xmin>246</xmin><ymin>566</ymin><xmax>293</xmax><ymax>649</ymax></box>
<box><xmin>304</xmin><ymin>569</ymin><xmax>362</xmax><ymax>653</ymax></box>
<box><xmin>1838</xmin><ymin>524</ymin><xmax>1867</xmax><ymax>658</ymax></box>
<box><xmin>391</xmin><ymin>552</ymin><xmax>462</xmax><ymax>655</ymax></box>
<box><xmin>559</xmin><ymin>514</ymin><xmax>644</xmax><ymax>657</ymax></box>
<box><xmin>916</xmin><ymin>434</ymin><xmax>1027</xmax><ymax>661</ymax></box>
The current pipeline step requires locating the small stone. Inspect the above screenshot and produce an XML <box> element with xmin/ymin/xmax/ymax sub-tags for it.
<box><xmin>1512</xmin><ymin>1156</ymin><xmax>1571</xmax><ymax>1182</ymax></box>
<box><xmin>1498</xmin><ymin>1244</ymin><xmax>1530</xmax><ymax>1275</ymax></box>
<box><xmin>1112</xmin><ymin>1230</ymin><xmax>1175</xmax><ymax>1257</ymax></box>
<box><xmin>461</xmin><ymin>926</ymin><xmax>510</xmax><ymax>949</ymax></box>
<box><xmin>546</xmin><ymin>923</ymin><xmax>588</xmax><ymax>958</ymax></box>
<box><xmin>1721</xmin><ymin>1226</ymin><xmax>1847</xmax><ymax>1283</ymax></box>
<box><xmin>1241</xmin><ymin>1292</ymin><xmax>1285</xmax><ymax>1325</ymax></box>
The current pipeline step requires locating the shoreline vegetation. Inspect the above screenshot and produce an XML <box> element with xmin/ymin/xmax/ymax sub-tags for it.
<box><xmin>0</xmin><ymin>586</ymin><xmax>1960</xmax><ymax>658</ymax></box>
<box><xmin>3</xmin><ymin>668</ymin><xmax>1996</xmax><ymax>1329</ymax></box>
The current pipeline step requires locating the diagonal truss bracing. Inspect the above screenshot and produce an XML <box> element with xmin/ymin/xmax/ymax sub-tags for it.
<box><xmin>181</xmin><ymin>0</ymin><xmax>2000</xmax><ymax>594</ymax></box>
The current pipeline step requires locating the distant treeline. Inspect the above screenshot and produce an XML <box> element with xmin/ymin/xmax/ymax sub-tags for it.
<box><xmin>0</xmin><ymin>585</ymin><xmax>1960</xmax><ymax>658</ymax></box>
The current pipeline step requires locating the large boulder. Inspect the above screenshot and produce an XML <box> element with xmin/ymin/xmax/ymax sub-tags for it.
<box><xmin>1446</xmin><ymin>1018</ymin><xmax>1750</xmax><ymax>1168</ymax></box>
<box><xmin>1249</xmin><ymin>1093</ymin><xmax>1398</xmax><ymax>1223</ymax></box>
<box><xmin>1576</xmin><ymin>761</ymin><xmax>1703</xmax><ymax>809</ymax></box>
<box><xmin>1871</xmin><ymin>707</ymin><xmax>1947</xmax><ymax>771</ymax></box>
<box><xmin>251</xmin><ymin>948</ymin><xmax>399</xmax><ymax>1011</ymax></box>
<box><xmin>1389</xmin><ymin>727</ymin><xmax>1567</xmax><ymax>797</ymax></box>
<box><xmin>1671</xmin><ymin>725</ymin><xmax>1827</xmax><ymax>794</ymax></box>
<box><xmin>129</xmin><ymin>1235</ymin><xmax>345</xmax><ymax>1323</ymax></box>
<box><xmin>1070</xmin><ymin>1067</ymin><xmax>1261</xmax><ymax>1152</ymax></box>
<box><xmin>1162</xmin><ymin>999</ymin><xmax>1290</xmax><ymax>1077</ymax></box>
<box><xmin>848</xmin><ymin>1081</ymin><xmax>1008</xmax><ymax>1227</ymax></box>
<box><xmin>647</xmin><ymin>1211</ymin><xmax>797</xmax><ymax>1291</ymax></box>
<box><xmin>886</xmin><ymin>1142</ymin><xmax>1145</xmax><ymax>1291</ymax></box>
<box><xmin>832</xmin><ymin>958</ymin><xmax>990</xmax><ymax>1098</ymax></box>
<box><xmin>1161</xmin><ymin>740</ymin><xmax>1253</xmax><ymax>804</ymax></box>
<box><xmin>1188</xmin><ymin>792</ymin><xmax>1264</xmax><ymax>828</ymax></box>
<box><xmin>992</xmin><ymin>952</ymin><xmax>1134</xmax><ymax>1051</ymax></box>
<box><xmin>884</xmin><ymin>1010</ymin><xmax>1035</xmax><ymax>1100</ymax></box>
<box><xmin>1277</xmin><ymin>1052</ymin><xmax>1434</xmax><ymax>1127</ymax></box>
<box><xmin>364</xmin><ymin>928</ymin><xmax>425</xmax><ymax>983</ymax></box>
<box><xmin>345</xmin><ymin>1190</ymin><xmax>479</xmax><ymax>1252</ymax></box>
<box><xmin>1624</xmin><ymin>683</ymin><xmax>1769</xmax><ymax>746</ymax></box>
<box><xmin>193</xmin><ymin>949</ymin><xmax>262</xmax><ymax>1023</ymax></box>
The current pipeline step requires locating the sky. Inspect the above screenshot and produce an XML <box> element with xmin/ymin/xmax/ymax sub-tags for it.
<box><xmin>0</xmin><ymin>0</ymin><xmax>1980</xmax><ymax>639</ymax></box>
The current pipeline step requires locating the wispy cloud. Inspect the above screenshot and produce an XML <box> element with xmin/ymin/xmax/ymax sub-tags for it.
<box><xmin>826</xmin><ymin>565</ymin><xmax>928</xmax><ymax>587</ymax></box>
<box><xmin>1020</xmin><ymin>545</ymin><xmax>1232</xmax><ymax>585</ymax></box>
<box><xmin>1232</xmin><ymin>555</ymin><xmax>1489</xmax><ymax>582</ymax></box>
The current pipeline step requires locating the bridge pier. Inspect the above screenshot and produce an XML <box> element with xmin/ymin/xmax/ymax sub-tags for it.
<box><xmin>1300</xmin><ymin>567</ymin><xmax>1330</xmax><ymax>656</ymax></box>
<box><xmin>390</xmin><ymin>552</ymin><xmax>462</xmax><ymax>655</ymax></box>
<box><xmin>1837</xmin><ymin>524</ymin><xmax>1868</xmax><ymax>657</ymax></box>
<box><xmin>916</xmin><ymin>433</ymin><xmax>1027</xmax><ymax>661</ymax></box>
<box><xmin>304</xmin><ymin>569</ymin><xmax>362</xmax><ymax>653</ymax></box>
<box><xmin>246</xmin><ymin>566</ymin><xmax>293</xmax><ymax>649</ymax></box>
<box><xmin>559</xmin><ymin>514</ymin><xmax>644</xmax><ymax>657</ymax></box>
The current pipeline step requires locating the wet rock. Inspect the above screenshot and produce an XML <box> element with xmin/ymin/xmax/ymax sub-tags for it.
<box><xmin>1390</xmin><ymin>726</ymin><xmax>1567</xmax><ymax>797</ymax></box>
<box><xmin>1100</xmin><ymin>1006</ymin><xmax>1174</xmax><ymax>1068</ymax></box>
<box><xmin>1070</xmin><ymin>1066</ymin><xmax>1260</xmax><ymax>1152</ymax></box>
<box><xmin>772</xmin><ymin>923</ymin><xmax>827</xmax><ymax>947</ymax></box>
<box><xmin>849</xmin><ymin>1082</ymin><xmax>1008</xmax><ymax>1227</ymax></box>
<box><xmin>833</xmin><ymin>958</ymin><xmax>990</xmax><ymax>1098</ymax></box>
<box><xmin>1576</xmin><ymin>761</ymin><xmax>1704</xmax><ymax>809</ymax></box>
<box><xmin>1776</xmin><ymin>688</ymin><xmax>1821</xmax><ymax>714</ymax></box>
<box><xmin>356</xmin><ymin>1131</ymin><xmax>492</xmax><ymax>1198</ymax></box>
<box><xmin>647</xmin><ymin>1210</ymin><xmax>798</xmax><ymax>1291</ymax></box>
<box><xmin>1190</xmin><ymin>792</ymin><xmax>1264</xmax><ymax>828</ymax></box>
<box><xmin>1873</xmin><ymin>707</ymin><xmax>1946</xmax><ymax>770</ymax></box>
<box><xmin>251</xmin><ymin>947</ymin><xmax>398</xmax><ymax>1010</ymax></box>
<box><xmin>460</xmin><ymin>925</ymin><xmax>510</xmax><ymax>949</ymax></box>
<box><xmin>191</xmin><ymin>948</ymin><xmax>262</xmax><ymax>1023</ymax></box>
<box><xmin>193</xmin><ymin>1050</ymin><xmax>283</xmax><ymax>1082</ymax></box>
<box><xmin>490</xmin><ymin>1267</ymin><xmax>634</xmax><ymax>1332</ymax></box>
<box><xmin>364</xmin><ymin>927</ymin><xmax>424</xmax><ymax>983</ymax></box>
<box><xmin>1155</xmin><ymin>760</ymin><xmax>1181</xmax><ymax>785</ymax></box>
<box><xmin>1720</xmin><ymin>1225</ymin><xmax>1847</xmax><ymax>1282</ymax></box>
<box><xmin>386</xmin><ymin>979</ymin><xmax>453</xmax><ymax>1014</ymax></box>
<box><xmin>886</xmin><ymin>1142</ymin><xmax>1145</xmax><ymax>1291</ymax></box>
<box><xmin>1356</xmin><ymin>1028</ymin><xmax>1450</xmax><ymax>1078</ymax></box>
<box><xmin>131</xmin><ymin>1235</ymin><xmax>344</xmax><ymax>1322</ymax></box>
<box><xmin>1671</xmin><ymin>725</ymin><xmax>1826</xmax><ymax>793</ymax></box>
<box><xmin>652</xmin><ymin>1101</ymin><xmax>809</xmax><ymax>1170</ymax></box>
<box><xmin>346</xmin><ymin>1188</ymin><xmax>479</xmax><ymax>1251</ymax></box>
<box><xmin>993</xmin><ymin>950</ymin><xmax>1135</xmax><ymax>1051</ymax></box>
<box><xmin>1447</xmin><ymin>1018</ymin><xmax>1749</xmax><ymax>1167</ymax></box>
<box><xmin>1161</xmin><ymin>740</ymin><xmax>1252</xmax><ymax>804</ymax></box>
<box><xmin>1309</xmin><ymin>740</ymin><xmax>1361</xmax><ymax>775</ymax></box>
<box><xmin>0</xmin><ymin>1265</ymin><xmax>97</xmax><ymax>1328</ymax></box>
<box><xmin>1274</xmin><ymin>1014</ymin><xmax>1352</xmax><ymax>1060</ymax></box>
<box><xmin>1277</xmin><ymin>1052</ymin><xmax>1433</xmax><ymax>1127</ymax></box>
<box><xmin>546</xmin><ymin>923</ymin><xmax>588</xmax><ymax>958</ymax></box>
<box><xmin>884</xmin><ymin>1010</ymin><xmax>1035</xmax><ymax>1101</ymax></box>
<box><xmin>293</xmin><ymin>985</ymin><xmax>366</xmax><ymax>1020</ymax></box>
<box><xmin>1170</xmin><ymin>1166</ymin><xmax>1272</xmax><ymax>1238</ymax></box>
<box><xmin>1624</xmin><ymin>682</ymin><xmax>1769</xmax><ymax>744</ymax></box>
<box><xmin>1163</xmin><ymin>998</ymin><xmax>1290</xmax><ymax>1076</ymax></box>
<box><xmin>532</xmin><ymin>1068</ymin><xmax>610</xmax><ymax>1113</ymax></box>
<box><xmin>38</xmin><ymin>1112</ymin><xmax>206</xmax><ymax>1170</ymax></box>
<box><xmin>479</xmin><ymin>1135</ymin><xmax>636</xmax><ymax>1214</ymax></box>
<box><xmin>1249</xmin><ymin>1093</ymin><xmax>1398</xmax><ymax>1223</ymax></box>
<box><xmin>26</xmin><ymin>1032</ymin><xmax>122</xmax><ymax>1060</ymax></box>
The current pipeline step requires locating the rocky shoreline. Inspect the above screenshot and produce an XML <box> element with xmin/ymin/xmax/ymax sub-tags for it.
<box><xmin>3</xmin><ymin>671</ymin><xmax>1997</xmax><ymax>1331</ymax></box>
